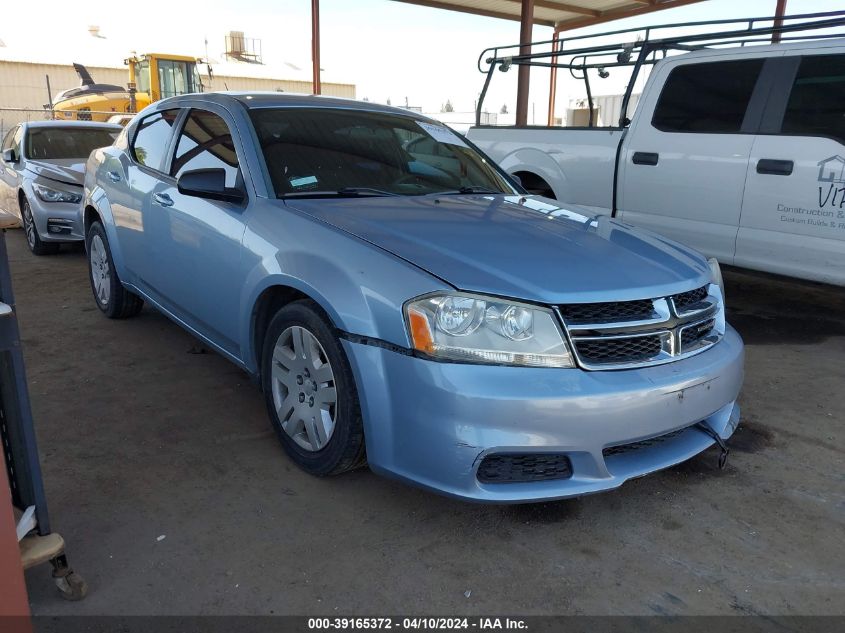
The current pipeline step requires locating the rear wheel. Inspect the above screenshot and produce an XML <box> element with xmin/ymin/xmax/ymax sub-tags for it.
<box><xmin>86</xmin><ymin>221</ymin><xmax>143</xmax><ymax>319</ymax></box>
<box><xmin>21</xmin><ymin>197</ymin><xmax>59</xmax><ymax>256</ymax></box>
<box><xmin>261</xmin><ymin>300</ymin><xmax>366</xmax><ymax>476</ymax></box>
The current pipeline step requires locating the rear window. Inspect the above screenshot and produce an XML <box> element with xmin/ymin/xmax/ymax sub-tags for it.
<box><xmin>25</xmin><ymin>127</ymin><xmax>119</xmax><ymax>160</ymax></box>
<box><xmin>652</xmin><ymin>59</ymin><xmax>764</xmax><ymax>133</ymax></box>
<box><xmin>781</xmin><ymin>54</ymin><xmax>845</xmax><ymax>144</ymax></box>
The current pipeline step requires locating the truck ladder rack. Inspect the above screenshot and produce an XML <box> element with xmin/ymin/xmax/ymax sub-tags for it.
<box><xmin>475</xmin><ymin>10</ymin><xmax>845</xmax><ymax>127</ymax></box>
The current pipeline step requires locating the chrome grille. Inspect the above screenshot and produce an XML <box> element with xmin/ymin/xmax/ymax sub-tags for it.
<box><xmin>674</xmin><ymin>286</ymin><xmax>709</xmax><ymax>313</ymax></box>
<box><xmin>559</xmin><ymin>299</ymin><xmax>655</xmax><ymax>325</ymax></box>
<box><xmin>681</xmin><ymin>318</ymin><xmax>715</xmax><ymax>349</ymax></box>
<box><xmin>576</xmin><ymin>334</ymin><xmax>662</xmax><ymax>364</ymax></box>
<box><xmin>558</xmin><ymin>284</ymin><xmax>723</xmax><ymax>370</ymax></box>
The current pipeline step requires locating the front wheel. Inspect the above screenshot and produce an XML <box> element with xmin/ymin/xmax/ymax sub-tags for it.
<box><xmin>86</xmin><ymin>221</ymin><xmax>143</xmax><ymax>319</ymax></box>
<box><xmin>261</xmin><ymin>300</ymin><xmax>366</xmax><ymax>476</ymax></box>
<box><xmin>21</xmin><ymin>197</ymin><xmax>59</xmax><ymax>255</ymax></box>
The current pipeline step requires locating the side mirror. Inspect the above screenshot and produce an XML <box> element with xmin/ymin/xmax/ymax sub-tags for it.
<box><xmin>509</xmin><ymin>173</ymin><xmax>523</xmax><ymax>188</ymax></box>
<box><xmin>2</xmin><ymin>148</ymin><xmax>18</xmax><ymax>164</ymax></box>
<box><xmin>177</xmin><ymin>168</ymin><xmax>244</xmax><ymax>204</ymax></box>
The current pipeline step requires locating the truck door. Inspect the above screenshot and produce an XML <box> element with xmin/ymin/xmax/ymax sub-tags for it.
<box><xmin>738</xmin><ymin>52</ymin><xmax>845</xmax><ymax>286</ymax></box>
<box><xmin>618</xmin><ymin>56</ymin><xmax>770</xmax><ymax>263</ymax></box>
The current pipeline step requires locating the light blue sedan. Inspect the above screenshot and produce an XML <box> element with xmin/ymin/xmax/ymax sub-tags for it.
<box><xmin>82</xmin><ymin>93</ymin><xmax>743</xmax><ymax>503</ymax></box>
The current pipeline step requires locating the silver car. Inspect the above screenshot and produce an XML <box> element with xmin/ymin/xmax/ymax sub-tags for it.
<box><xmin>0</xmin><ymin>121</ymin><xmax>120</xmax><ymax>255</ymax></box>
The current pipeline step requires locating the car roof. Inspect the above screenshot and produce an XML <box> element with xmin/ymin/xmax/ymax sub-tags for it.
<box><xmin>22</xmin><ymin>120</ymin><xmax>122</xmax><ymax>130</ymax></box>
<box><xmin>153</xmin><ymin>91</ymin><xmax>441</xmax><ymax>123</ymax></box>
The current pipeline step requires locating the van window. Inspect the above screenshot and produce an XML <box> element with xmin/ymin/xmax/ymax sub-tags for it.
<box><xmin>170</xmin><ymin>110</ymin><xmax>240</xmax><ymax>187</ymax></box>
<box><xmin>781</xmin><ymin>54</ymin><xmax>845</xmax><ymax>145</ymax></box>
<box><xmin>131</xmin><ymin>109</ymin><xmax>180</xmax><ymax>170</ymax></box>
<box><xmin>652</xmin><ymin>59</ymin><xmax>764</xmax><ymax>133</ymax></box>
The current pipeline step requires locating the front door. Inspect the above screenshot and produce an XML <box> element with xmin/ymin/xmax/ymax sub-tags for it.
<box><xmin>145</xmin><ymin>107</ymin><xmax>248</xmax><ymax>356</ymax></box>
<box><xmin>618</xmin><ymin>56</ymin><xmax>770</xmax><ymax>263</ymax></box>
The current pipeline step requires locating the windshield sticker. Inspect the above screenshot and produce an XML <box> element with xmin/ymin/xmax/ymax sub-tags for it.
<box><xmin>416</xmin><ymin>121</ymin><xmax>468</xmax><ymax>148</ymax></box>
<box><xmin>289</xmin><ymin>175</ymin><xmax>318</xmax><ymax>190</ymax></box>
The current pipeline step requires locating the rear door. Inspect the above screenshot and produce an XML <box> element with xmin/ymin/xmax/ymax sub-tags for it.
<box><xmin>618</xmin><ymin>55</ymin><xmax>773</xmax><ymax>262</ymax></box>
<box><xmin>116</xmin><ymin>109</ymin><xmax>181</xmax><ymax>286</ymax></box>
<box><xmin>738</xmin><ymin>51</ymin><xmax>845</xmax><ymax>285</ymax></box>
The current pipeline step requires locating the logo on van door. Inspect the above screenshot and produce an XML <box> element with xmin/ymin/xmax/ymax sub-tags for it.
<box><xmin>816</xmin><ymin>156</ymin><xmax>845</xmax><ymax>211</ymax></box>
<box><xmin>818</xmin><ymin>155</ymin><xmax>845</xmax><ymax>184</ymax></box>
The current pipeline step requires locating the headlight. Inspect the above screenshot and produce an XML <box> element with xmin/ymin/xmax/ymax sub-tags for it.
<box><xmin>405</xmin><ymin>292</ymin><xmax>575</xmax><ymax>367</ymax></box>
<box><xmin>32</xmin><ymin>183</ymin><xmax>82</xmax><ymax>204</ymax></box>
<box><xmin>708</xmin><ymin>257</ymin><xmax>725</xmax><ymax>303</ymax></box>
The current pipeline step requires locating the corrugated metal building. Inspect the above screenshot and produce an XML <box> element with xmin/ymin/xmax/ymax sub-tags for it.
<box><xmin>0</xmin><ymin>38</ymin><xmax>356</xmax><ymax>137</ymax></box>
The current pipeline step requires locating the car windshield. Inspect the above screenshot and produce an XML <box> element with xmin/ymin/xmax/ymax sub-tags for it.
<box><xmin>25</xmin><ymin>127</ymin><xmax>119</xmax><ymax>161</ymax></box>
<box><xmin>249</xmin><ymin>108</ymin><xmax>516</xmax><ymax>198</ymax></box>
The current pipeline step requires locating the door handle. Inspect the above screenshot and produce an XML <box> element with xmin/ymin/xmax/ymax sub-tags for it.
<box><xmin>107</xmin><ymin>171</ymin><xmax>121</xmax><ymax>182</ymax></box>
<box><xmin>153</xmin><ymin>192</ymin><xmax>174</xmax><ymax>207</ymax></box>
<box><xmin>757</xmin><ymin>159</ymin><xmax>793</xmax><ymax>176</ymax></box>
<box><xmin>632</xmin><ymin>151</ymin><xmax>659</xmax><ymax>166</ymax></box>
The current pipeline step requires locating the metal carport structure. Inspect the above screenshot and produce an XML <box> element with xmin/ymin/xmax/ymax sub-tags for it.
<box><xmin>390</xmin><ymin>1</ymin><xmax>709</xmax><ymax>124</ymax></box>
<box><xmin>308</xmin><ymin>0</ymin><xmax>792</xmax><ymax>125</ymax></box>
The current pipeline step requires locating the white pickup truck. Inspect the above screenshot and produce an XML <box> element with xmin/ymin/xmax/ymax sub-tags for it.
<box><xmin>467</xmin><ymin>14</ymin><xmax>845</xmax><ymax>286</ymax></box>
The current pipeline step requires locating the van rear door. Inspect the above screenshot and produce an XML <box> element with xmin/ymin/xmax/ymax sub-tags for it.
<box><xmin>738</xmin><ymin>51</ymin><xmax>845</xmax><ymax>286</ymax></box>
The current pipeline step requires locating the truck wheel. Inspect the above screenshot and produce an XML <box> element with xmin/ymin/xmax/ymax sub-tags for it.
<box><xmin>261</xmin><ymin>300</ymin><xmax>367</xmax><ymax>476</ymax></box>
<box><xmin>21</xmin><ymin>197</ymin><xmax>59</xmax><ymax>256</ymax></box>
<box><xmin>86</xmin><ymin>221</ymin><xmax>143</xmax><ymax>319</ymax></box>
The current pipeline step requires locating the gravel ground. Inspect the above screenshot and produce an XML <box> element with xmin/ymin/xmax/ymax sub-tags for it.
<box><xmin>4</xmin><ymin>229</ymin><xmax>843</xmax><ymax>616</ymax></box>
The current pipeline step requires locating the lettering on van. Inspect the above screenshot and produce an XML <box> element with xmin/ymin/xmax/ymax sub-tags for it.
<box><xmin>774</xmin><ymin>156</ymin><xmax>845</xmax><ymax>232</ymax></box>
<box><xmin>818</xmin><ymin>155</ymin><xmax>845</xmax><ymax>211</ymax></box>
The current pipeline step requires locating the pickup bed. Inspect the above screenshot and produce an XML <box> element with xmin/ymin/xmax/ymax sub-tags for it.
<box><xmin>468</xmin><ymin>38</ymin><xmax>845</xmax><ymax>286</ymax></box>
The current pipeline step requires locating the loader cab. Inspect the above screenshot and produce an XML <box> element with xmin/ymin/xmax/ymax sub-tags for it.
<box><xmin>128</xmin><ymin>54</ymin><xmax>203</xmax><ymax>103</ymax></box>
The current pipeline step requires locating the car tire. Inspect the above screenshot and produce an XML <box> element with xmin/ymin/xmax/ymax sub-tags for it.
<box><xmin>261</xmin><ymin>299</ymin><xmax>367</xmax><ymax>476</ymax></box>
<box><xmin>86</xmin><ymin>221</ymin><xmax>143</xmax><ymax>319</ymax></box>
<box><xmin>21</xmin><ymin>197</ymin><xmax>59</xmax><ymax>256</ymax></box>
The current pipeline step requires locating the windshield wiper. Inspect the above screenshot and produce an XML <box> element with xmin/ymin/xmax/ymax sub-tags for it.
<box><xmin>281</xmin><ymin>187</ymin><xmax>399</xmax><ymax>199</ymax></box>
<box><xmin>436</xmin><ymin>186</ymin><xmax>506</xmax><ymax>195</ymax></box>
<box><xmin>337</xmin><ymin>187</ymin><xmax>400</xmax><ymax>197</ymax></box>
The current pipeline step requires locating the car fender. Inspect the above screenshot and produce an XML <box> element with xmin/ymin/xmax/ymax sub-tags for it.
<box><xmin>495</xmin><ymin>147</ymin><xmax>568</xmax><ymax>199</ymax></box>
<box><xmin>83</xmin><ymin>185</ymin><xmax>129</xmax><ymax>280</ymax></box>
<box><xmin>238</xmin><ymin>210</ymin><xmax>448</xmax><ymax>374</ymax></box>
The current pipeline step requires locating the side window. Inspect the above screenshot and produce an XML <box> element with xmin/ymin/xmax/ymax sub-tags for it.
<box><xmin>131</xmin><ymin>109</ymin><xmax>180</xmax><ymax>170</ymax></box>
<box><xmin>170</xmin><ymin>109</ymin><xmax>240</xmax><ymax>187</ymax></box>
<box><xmin>652</xmin><ymin>59</ymin><xmax>764</xmax><ymax>133</ymax></box>
<box><xmin>781</xmin><ymin>54</ymin><xmax>845</xmax><ymax>144</ymax></box>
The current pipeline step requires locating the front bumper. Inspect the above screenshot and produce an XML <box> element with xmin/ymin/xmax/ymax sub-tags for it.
<box><xmin>344</xmin><ymin>325</ymin><xmax>744</xmax><ymax>503</ymax></box>
<box><xmin>27</xmin><ymin>195</ymin><xmax>84</xmax><ymax>242</ymax></box>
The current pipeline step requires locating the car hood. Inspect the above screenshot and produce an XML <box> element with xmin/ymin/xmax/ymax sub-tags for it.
<box><xmin>286</xmin><ymin>195</ymin><xmax>711</xmax><ymax>304</ymax></box>
<box><xmin>25</xmin><ymin>159</ymin><xmax>85</xmax><ymax>187</ymax></box>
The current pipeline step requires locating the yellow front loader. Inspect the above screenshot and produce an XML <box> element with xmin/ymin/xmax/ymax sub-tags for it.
<box><xmin>51</xmin><ymin>54</ymin><xmax>203</xmax><ymax>121</ymax></box>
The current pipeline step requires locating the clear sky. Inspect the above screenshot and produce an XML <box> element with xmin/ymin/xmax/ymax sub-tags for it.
<box><xmin>2</xmin><ymin>0</ymin><xmax>842</xmax><ymax>119</ymax></box>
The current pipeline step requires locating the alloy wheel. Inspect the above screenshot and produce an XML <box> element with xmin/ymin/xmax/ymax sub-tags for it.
<box><xmin>22</xmin><ymin>203</ymin><xmax>36</xmax><ymax>249</ymax></box>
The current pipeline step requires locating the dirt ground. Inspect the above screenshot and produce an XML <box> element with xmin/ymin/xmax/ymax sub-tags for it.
<box><xmin>4</xmin><ymin>228</ymin><xmax>843</xmax><ymax>616</ymax></box>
